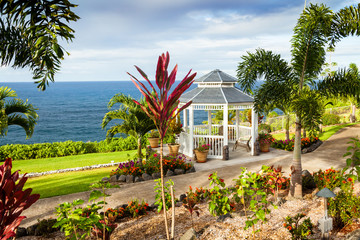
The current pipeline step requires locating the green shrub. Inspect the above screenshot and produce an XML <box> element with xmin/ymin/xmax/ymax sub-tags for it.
<box><xmin>0</xmin><ymin>136</ymin><xmax>138</xmax><ymax>161</ymax></box>
<box><xmin>259</xmin><ymin>123</ymin><xmax>272</xmax><ymax>133</ymax></box>
<box><xmin>322</xmin><ymin>113</ymin><xmax>340</xmax><ymax>125</ymax></box>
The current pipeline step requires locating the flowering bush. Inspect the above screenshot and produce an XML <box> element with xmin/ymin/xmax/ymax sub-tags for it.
<box><xmin>110</xmin><ymin>153</ymin><xmax>193</xmax><ymax>177</ymax></box>
<box><xmin>258</xmin><ymin>133</ymin><xmax>274</xmax><ymax>145</ymax></box>
<box><xmin>271</xmin><ymin>136</ymin><xmax>319</xmax><ymax>151</ymax></box>
<box><xmin>110</xmin><ymin>159</ymin><xmax>143</xmax><ymax>177</ymax></box>
<box><xmin>284</xmin><ymin>213</ymin><xmax>313</xmax><ymax>240</ymax></box>
<box><xmin>313</xmin><ymin>168</ymin><xmax>354</xmax><ymax>191</ymax></box>
<box><xmin>126</xmin><ymin>199</ymin><xmax>149</xmax><ymax>218</ymax></box>
<box><xmin>195</xmin><ymin>144</ymin><xmax>211</xmax><ymax>152</ymax></box>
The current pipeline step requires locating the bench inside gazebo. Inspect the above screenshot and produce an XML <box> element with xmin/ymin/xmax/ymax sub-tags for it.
<box><xmin>179</xmin><ymin>69</ymin><xmax>258</xmax><ymax>159</ymax></box>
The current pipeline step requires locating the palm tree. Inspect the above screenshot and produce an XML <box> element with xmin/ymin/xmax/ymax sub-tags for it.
<box><xmin>0</xmin><ymin>0</ymin><xmax>79</xmax><ymax>90</ymax></box>
<box><xmin>102</xmin><ymin>93</ymin><xmax>156</xmax><ymax>163</ymax></box>
<box><xmin>237</xmin><ymin>3</ymin><xmax>360</xmax><ymax>198</ymax></box>
<box><xmin>0</xmin><ymin>86</ymin><xmax>38</xmax><ymax>139</ymax></box>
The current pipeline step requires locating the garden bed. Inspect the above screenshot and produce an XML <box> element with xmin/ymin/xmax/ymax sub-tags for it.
<box><xmin>106</xmin><ymin>152</ymin><xmax>195</xmax><ymax>184</ymax></box>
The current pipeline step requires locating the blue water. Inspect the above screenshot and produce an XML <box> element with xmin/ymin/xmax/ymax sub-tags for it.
<box><xmin>2</xmin><ymin>81</ymin><xmax>204</xmax><ymax>145</ymax></box>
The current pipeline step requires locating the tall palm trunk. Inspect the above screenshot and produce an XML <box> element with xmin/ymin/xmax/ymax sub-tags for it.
<box><xmin>351</xmin><ymin>103</ymin><xmax>357</xmax><ymax>123</ymax></box>
<box><xmin>290</xmin><ymin>115</ymin><xmax>303</xmax><ymax>198</ymax></box>
<box><xmin>160</xmin><ymin>138</ymin><xmax>170</xmax><ymax>239</ymax></box>
<box><xmin>137</xmin><ymin>136</ymin><xmax>143</xmax><ymax>167</ymax></box>
<box><xmin>285</xmin><ymin>115</ymin><xmax>290</xmax><ymax>141</ymax></box>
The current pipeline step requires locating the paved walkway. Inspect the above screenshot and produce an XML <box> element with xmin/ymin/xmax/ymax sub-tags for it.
<box><xmin>21</xmin><ymin>125</ymin><xmax>360</xmax><ymax>227</ymax></box>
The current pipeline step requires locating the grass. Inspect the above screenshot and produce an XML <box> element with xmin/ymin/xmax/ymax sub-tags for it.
<box><xmin>271</xmin><ymin>122</ymin><xmax>358</xmax><ymax>141</ymax></box>
<box><xmin>12</xmin><ymin>150</ymin><xmax>138</xmax><ymax>173</ymax></box>
<box><xmin>25</xmin><ymin>167</ymin><xmax>113</xmax><ymax>199</ymax></box>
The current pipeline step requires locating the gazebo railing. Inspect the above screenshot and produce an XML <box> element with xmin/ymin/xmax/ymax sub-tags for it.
<box><xmin>194</xmin><ymin>135</ymin><xmax>224</xmax><ymax>159</ymax></box>
<box><xmin>181</xmin><ymin>124</ymin><xmax>252</xmax><ymax>159</ymax></box>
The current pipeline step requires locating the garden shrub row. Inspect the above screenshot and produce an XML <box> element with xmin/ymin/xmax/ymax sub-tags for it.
<box><xmin>321</xmin><ymin>113</ymin><xmax>341</xmax><ymax>125</ymax></box>
<box><xmin>0</xmin><ymin>136</ymin><xmax>139</xmax><ymax>161</ymax></box>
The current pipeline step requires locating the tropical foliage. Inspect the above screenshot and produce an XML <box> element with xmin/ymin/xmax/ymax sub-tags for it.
<box><xmin>237</xmin><ymin>3</ymin><xmax>360</xmax><ymax>198</ymax></box>
<box><xmin>129</xmin><ymin>52</ymin><xmax>196</xmax><ymax>239</ymax></box>
<box><xmin>102</xmin><ymin>94</ymin><xmax>156</xmax><ymax>161</ymax></box>
<box><xmin>0</xmin><ymin>0</ymin><xmax>79</xmax><ymax>90</ymax></box>
<box><xmin>0</xmin><ymin>86</ymin><xmax>38</xmax><ymax>139</ymax></box>
<box><xmin>0</xmin><ymin>137</ymin><xmax>138</xmax><ymax>161</ymax></box>
<box><xmin>0</xmin><ymin>158</ymin><xmax>40</xmax><ymax>239</ymax></box>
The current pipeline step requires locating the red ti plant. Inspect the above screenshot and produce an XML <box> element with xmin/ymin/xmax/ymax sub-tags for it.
<box><xmin>129</xmin><ymin>52</ymin><xmax>196</xmax><ymax>240</ymax></box>
<box><xmin>182</xmin><ymin>186</ymin><xmax>201</xmax><ymax>227</ymax></box>
<box><xmin>0</xmin><ymin>158</ymin><xmax>40</xmax><ymax>239</ymax></box>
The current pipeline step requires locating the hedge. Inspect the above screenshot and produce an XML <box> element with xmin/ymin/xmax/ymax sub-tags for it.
<box><xmin>0</xmin><ymin>136</ymin><xmax>139</xmax><ymax>161</ymax></box>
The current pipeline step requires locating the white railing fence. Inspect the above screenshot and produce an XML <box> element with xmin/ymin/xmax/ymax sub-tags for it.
<box><xmin>194</xmin><ymin>135</ymin><xmax>224</xmax><ymax>159</ymax></box>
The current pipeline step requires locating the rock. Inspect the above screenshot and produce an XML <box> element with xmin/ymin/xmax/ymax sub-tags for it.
<box><xmin>302</xmin><ymin>173</ymin><xmax>316</xmax><ymax>190</ymax></box>
<box><xmin>152</xmin><ymin>172</ymin><xmax>161</xmax><ymax>179</ymax></box>
<box><xmin>179</xmin><ymin>193</ymin><xmax>187</xmax><ymax>202</ymax></box>
<box><xmin>186</xmin><ymin>166</ymin><xmax>196</xmax><ymax>173</ymax></box>
<box><xmin>126</xmin><ymin>175</ymin><xmax>134</xmax><ymax>183</ymax></box>
<box><xmin>26</xmin><ymin>224</ymin><xmax>38</xmax><ymax>236</ymax></box>
<box><xmin>180</xmin><ymin>228</ymin><xmax>197</xmax><ymax>240</ymax></box>
<box><xmin>110</xmin><ymin>175</ymin><xmax>118</xmax><ymax>183</ymax></box>
<box><xmin>16</xmin><ymin>227</ymin><xmax>27</xmax><ymax>238</ymax></box>
<box><xmin>345</xmin><ymin>229</ymin><xmax>360</xmax><ymax>240</ymax></box>
<box><xmin>101</xmin><ymin>177</ymin><xmax>109</xmax><ymax>183</ymax></box>
<box><xmin>135</xmin><ymin>176</ymin><xmax>143</xmax><ymax>182</ymax></box>
<box><xmin>142</xmin><ymin>173</ymin><xmax>153</xmax><ymax>181</ymax></box>
<box><xmin>217</xmin><ymin>212</ymin><xmax>232</xmax><ymax>222</ymax></box>
<box><xmin>302</xmin><ymin>170</ymin><xmax>311</xmax><ymax>177</ymax></box>
<box><xmin>174</xmin><ymin>168</ymin><xmax>185</xmax><ymax>175</ymax></box>
<box><xmin>166</xmin><ymin>170</ymin><xmax>175</xmax><ymax>177</ymax></box>
<box><xmin>150</xmin><ymin>202</ymin><xmax>159</xmax><ymax>212</ymax></box>
<box><xmin>118</xmin><ymin>175</ymin><xmax>126</xmax><ymax>182</ymax></box>
<box><xmin>175</xmin><ymin>201</ymin><xmax>183</xmax><ymax>207</ymax></box>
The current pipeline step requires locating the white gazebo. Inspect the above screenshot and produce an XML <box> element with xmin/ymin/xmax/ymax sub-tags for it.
<box><xmin>179</xmin><ymin>69</ymin><xmax>258</xmax><ymax>159</ymax></box>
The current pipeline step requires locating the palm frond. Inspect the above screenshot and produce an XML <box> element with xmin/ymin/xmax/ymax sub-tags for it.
<box><xmin>0</xmin><ymin>86</ymin><xmax>17</xmax><ymax>100</ymax></box>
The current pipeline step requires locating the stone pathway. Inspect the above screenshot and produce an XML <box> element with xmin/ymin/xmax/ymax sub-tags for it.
<box><xmin>21</xmin><ymin>125</ymin><xmax>360</xmax><ymax>228</ymax></box>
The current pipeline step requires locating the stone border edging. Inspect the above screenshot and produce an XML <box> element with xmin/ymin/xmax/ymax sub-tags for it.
<box><xmin>20</xmin><ymin>162</ymin><xmax>121</xmax><ymax>178</ymax></box>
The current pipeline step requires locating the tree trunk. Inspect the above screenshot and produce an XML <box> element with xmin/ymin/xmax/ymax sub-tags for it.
<box><xmin>137</xmin><ymin>136</ymin><xmax>143</xmax><ymax>167</ymax></box>
<box><xmin>351</xmin><ymin>103</ymin><xmax>356</xmax><ymax>123</ymax></box>
<box><xmin>160</xmin><ymin>138</ymin><xmax>170</xmax><ymax>240</ymax></box>
<box><xmin>302</xmin><ymin>128</ymin><xmax>306</xmax><ymax>138</ymax></box>
<box><xmin>285</xmin><ymin>115</ymin><xmax>290</xmax><ymax>141</ymax></box>
<box><xmin>289</xmin><ymin>115</ymin><xmax>302</xmax><ymax>198</ymax></box>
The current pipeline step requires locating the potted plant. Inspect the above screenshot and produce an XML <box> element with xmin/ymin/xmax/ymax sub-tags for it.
<box><xmin>167</xmin><ymin>116</ymin><xmax>183</xmax><ymax>156</ymax></box>
<box><xmin>148</xmin><ymin>130</ymin><xmax>160</xmax><ymax>148</ymax></box>
<box><xmin>258</xmin><ymin>132</ymin><xmax>274</xmax><ymax>152</ymax></box>
<box><xmin>194</xmin><ymin>143</ymin><xmax>211</xmax><ymax>163</ymax></box>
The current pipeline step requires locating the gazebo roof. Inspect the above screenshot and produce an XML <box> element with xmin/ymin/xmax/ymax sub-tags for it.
<box><xmin>195</xmin><ymin>69</ymin><xmax>237</xmax><ymax>83</ymax></box>
<box><xmin>180</xmin><ymin>69</ymin><xmax>254</xmax><ymax>104</ymax></box>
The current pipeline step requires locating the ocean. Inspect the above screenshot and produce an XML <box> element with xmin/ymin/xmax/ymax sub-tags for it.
<box><xmin>2</xmin><ymin>81</ymin><xmax>205</xmax><ymax>145</ymax></box>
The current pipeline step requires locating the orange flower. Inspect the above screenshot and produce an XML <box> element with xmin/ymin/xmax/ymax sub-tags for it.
<box><xmin>287</xmin><ymin>226</ymin><xmax>292</xmax><ymax>231</ymax></box>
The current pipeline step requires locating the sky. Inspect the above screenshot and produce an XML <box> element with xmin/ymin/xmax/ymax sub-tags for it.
<box><xmin>1</xmin><ymin>0</ymin><xmax>360</xmax><ymax>83</ymax></box>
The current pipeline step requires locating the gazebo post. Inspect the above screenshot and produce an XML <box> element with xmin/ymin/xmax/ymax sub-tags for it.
<box><xmin>251</xmin><ymin>107</ymin><xmax>258</xmax><ymax>156</ymax></box>
<box><xmin>189</xmin><ymin>105</ymin><xmax>194</xmax><ymax>157</ymax></box>
<box><xmin>183</xmin><ymin>108</ymin><xmax>188</xmax><ymax>128</ymax></box>
<box><xmin>235</xmin><ymin>109</ymin><xmax>239</xmax><ymax>140</ymax></box>
<box><xmin>223</xmin><ymin>105</ymin><xmax>228</xmax><ymax>147</ymax></box>
<box><xmin>208</xmin><ymin>110</ymin><xmax>212</xmax><ymax>135</ymax></box>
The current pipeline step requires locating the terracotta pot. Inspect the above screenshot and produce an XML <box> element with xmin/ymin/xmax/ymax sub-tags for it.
<box><xmin>260</xmin><ymin>142</ymin><xmax>270</xmax><ymax>152</ymax></box>
<box><xmin>168</xmin><ymin>143</ymin><xmax>180</xmax><ymax>156</ymax></box>
<box><xmin>195</xmin><ymin>149</ymin><xmax>209</xmax><ymax>163</ymax></box>
<box><xmin>148</xmin><ymin>137</ymin><xmax>159</xmax><ymax>148</ymax></box>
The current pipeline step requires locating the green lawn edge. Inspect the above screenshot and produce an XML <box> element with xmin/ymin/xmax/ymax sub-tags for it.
<box><xmin>271</xmin><ymin>122</ymin><xmax>358</xmax><ymax>141</ymax></box>
<box><xmin>13</xmin><ymin>150</ymin><xmax>137</xmax><ymax>173</ymax></box>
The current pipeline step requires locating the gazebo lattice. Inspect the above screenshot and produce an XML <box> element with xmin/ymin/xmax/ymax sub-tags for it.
<box><xmin>179</xmin><ymin>69</ymin><xmax>258</xmax><ymax>159</ymax></box>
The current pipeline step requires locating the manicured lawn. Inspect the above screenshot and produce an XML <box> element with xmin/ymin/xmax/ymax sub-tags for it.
<box><xmin>271</xmin><ymin>123</ymin><xmax>358</xmax><ymax>141</ymax></box>
<box><xmin>12</xmin><ymin>150</ymin><xmax>137</xmax><ymax>173</ymax></box>
<box><xmin>25</xmin><ymin>167</ymin><xmax>114</xmax><ymax>199</ymax></box>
